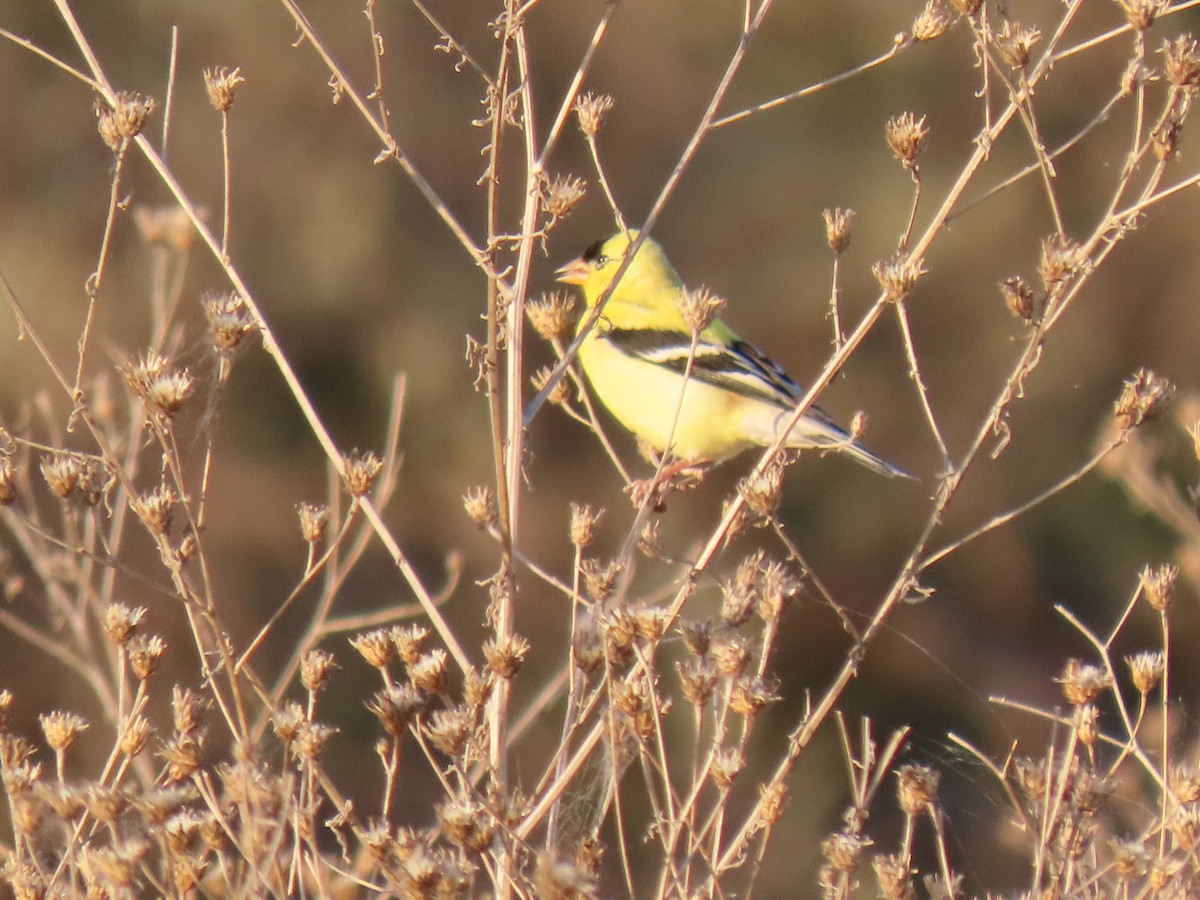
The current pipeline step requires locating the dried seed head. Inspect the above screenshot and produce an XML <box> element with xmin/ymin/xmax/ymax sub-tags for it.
<box><xmin>711</xmin><ymin>747</ymin><xmax>744</xmax><ymax>789</ymax></box>
<box><xmin>0</xmin><ymin>457</ymin><xmax>16</xmax><ymax>506</ymax></box>
<box><xmin>535</xmin><ymin>850</ymin><xmax>599</xmax><ymax>900</ymax></box>
<box><xmin>572</xmin><ymin>620</ymin><xmax>604</xmax><ymax>674</ymax></box>
<box><xmin>463</xmin><ymin>666</ymin><xmax>494</xmax><ymax>709</ymax></box>
<box><xmin>1075</xmin><ymin>703</ymin><xmax>1100</xmax><ymax>748</ymax></box>
<box><xmin>1115</xmin><ymin>369</ymin><xmax>1175</xmax><ymax>429</ymax></box>
<box><xmin>342</xmin><ymin>449</ymin><xmax>383</xmax><ymax>498</ymax></box>
<box><xmin>296</xmin><ymin>502</ymin><xmax>329</xmax><ymax>543</ymax></box>
<box><xmin>912</xmin><ymin>1</ymin><xmax>950</xmax><ymax>42</ymax></box>
<box><xmin>885</xmin><ymin>112</ymin><xmax>928</xmax><ymax>168</ymax></box>
<box><xmin>1126</xmin><ymin>650</ymin><xmax>1165</xmax><ymax>694</ymax></box>
<box><xmin>367</xmin><ymin>683</ymin><xmax>426</xmax><ymax>737</ymax></box>
<box><xmin>721</xmin><ymin>553</ymin><xmax>762</xmax><ymax>627</ymax></box>
<box><xmin>204</xmin><ymin>291</ymin><xmax>254</xmax><ymax>354</ymax></box>
<box><xmin>740</xmin><ymin>458</ymin><xmax>784</xmax><ymax>520</ymax></box>
<box><xmin>132</xmin><ymin>204</ymin><xmax>199</xmax><ymax>253</ymax></box>
<box><xmin>145</xmin><ymin>369</ymin><xmax>194</xmax><ymax>417</ymax></box>
<box><xmin>408</xmin><ymin>649</ymin><xmax>449</xmax><ymax>694</ymax></box>
<box><xmin>1171</xmin><ymin>764</ymin><xmax>1200</xmax><ymax>803</ymax></box>
<box><xmin>392</xmin><ymin>624</ymin><xmax>430</xmax><ymax>667</ymax></box>
<box><xmin>96</xmin><ymin>91</ymin><xmax>156</xmax><ymax>151</ymax></box>
<box><xmin>130</xmin><ymin>484</ymin><xmax>176</xmax><ymax>536</ymax></box>
<box><xmin>711</xmin><ymin>633</ymin><xmax>753</xmax><ymax>678</ymax></box>
<box><xmin>631</xmin><ymin>604</ymin><xmax>669</xmax><ymax>644</ymax></box>
<box><xmin>1140</xmin><ymin>563</ymin><xmax>1178</xmax><ymax>610</ymax></box>
<box><xmin>127</xmin><ymin>634</ymin><xmax>166</xmax><ymax>680</ymax></box>
<box><xmin>301</xmin><ymin>649</ymin><xmax>336</xmax><ymax>694</ymax></box>
<box><xmin>821</xmin><ymin>207</ymin><xmax>855</xmax><ymax>255</ymax></box>
<box><xmin>574</xmin><ymin>92</ymin><xmax>614</xmax><ymax>138</ymax></box>
<box><xmin>1038</xmin><ymin>235</ymin><xmax>1086</xmax><ymax>292</ymax></box>
<box><xmin>203</xmin><ymin>66</ymin><xmax>245</xmax><ymax>112</ymax></box>
<box><xmin>1152</xmin><ymin>117</ymin><xmax>1182</xmax><ymax>162</ymax></box>
<box><xmin>462</xmin><ymin>485</ymin><xmax>498</xmax><ymax>529</ymax></box>
<box><xmin>543</xmin><ymin>174</ymin><xmax>586</xmax><ymax>221</ymax></box>
<box><xmin>872</xmin><ymin>853</ymin><xmax>912</xmax><ymax>900</ymax></box>
<box><xmin>270</xmin><ymin>702</ymin><xmax>306</xmax><ymax>745</ymax></box>
<box><xmin>527</xmin><ymin>292</ymin><xmax>577</xmax><ymax>343</ymax></box>
<box><xmin>439</xmin><ymin>799</ymin><xmax>494</xmax><ymax>853</ymax></box>
<box><xmin>729</xmin><ymin>674</ymin><xmax>781</xmax><ymax>717</ymax></box>
<box><xmin>1163</xmin><ymin>35</ymin><xmax>1200</xmax><ymax>89</ymax></box>
<box><xmin>482</xmin><ymin>634</ymin><xmax>530</xmax><ymax>679</ymax></box>
<box><xmin>822</xmin><ymin>830</ymin><xmax>872</xmax><ymax>872</ymax></box>
<box><xmin>871</xmin><ymin>252</ymin><xmax>927</xmax><ymax>302</ymax></box>
<box><xmin>350</xmin><ymin>628</ymin><xmax>395</xmax><ymax>670</ymax></box>
<box><xmin>895</xmin><ymin>763</ymin><xmax>940</xmax><ymax>814</ymax></box>
<box><xmin>40</xmin><ymin>710</ymin><xmax>88</xmax><ymax>753</ymax></box>
<box><xmin>120</xmin><ymin>715</ymin><xmax>152</xmax><ymax>758</ymax></box>
<box><xmin>947</xmin><ymin>0</ymin><xmax>981</xmax><ymax>17</ymax></box>
<box><xmin>1114</xmin><ymin>0</ymin><xmax>1168</xmax><ymax>31</ymax></box>
<box><xmin>568</xmin><ymin>502</ymin><xmax>603</xmax><ymax>549</ymax></box>
<box><xmin>291</xmin><ymin>721</ymin><xmax>336</xmax><ymax>762</ymax></box>
<box><xmin>581</xmin><ymin>558</ymin><xmax>621</xmax><ymax>604</ymax></box>
<box><xmin>1057</xmin><ymin>659</ymin><xmax>1112</xmax><ymax>706</ymax></box>
<box><xmin>678</xmin><ymin>286</ymin><xmax>726</xmax><ymax>334</ymax></box>
<box><xmin>759</xmin><ymin>560</ymin><xmax>799</xmax><ymax>623</ymax></box>
<box><xmin>994</xmin><ymin>21</ymin><xmax>1041</xmax><ymax>70</ymax></box>
<box><xmin>40</xmin><ymin>451</ymin><xmax>86</xmax><ymax>500</ymax></box>
<box><xmin>676</xmin><ymin>658</ymin><xmax>717</xmax><ymax>707</ymax></box>
<box><xmin>1110</xmin><ymin>837</ymin><xmax>1151</xmax><ymax>879</ymax></box>
<box><xmin>1170</xmin><ymin>804</ymin><xmax>1200</xmax><ymax>852</ymax></box>
<box><xmin>532</xmin><ymin>366</ymin><xmax>571</xmax><ymax>406</ymax></box>
<box><xmin>1001</xmin><ymin>275</ymin><xmax>1044</xmax><ymax>324</ymax></box>
<box><xmin>172</xmin><ymin>685</ymin><xmax>207</xmax><ymax>737</ymax></box>
<box><xmin>103</xmin><ymin>603</ymin><xmax>146</xmax><ymax>646</ymax></box>
<box><xmin>425</xmin><ymin>705</ymin><xmax>474</xmax><ymax>758</ymax></box>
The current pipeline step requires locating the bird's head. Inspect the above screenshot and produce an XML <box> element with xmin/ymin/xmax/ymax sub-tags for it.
<box><xmin>555</xmin><ymin>230</ymin><xmax>681</xmax><ymax>307</ymax></box>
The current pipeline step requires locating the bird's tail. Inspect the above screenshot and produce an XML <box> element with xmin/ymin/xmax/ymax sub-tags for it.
<box><xmin>778</xmin><ymin>412</ymin><xmax>913</xmax><ymax>479</ymax></box>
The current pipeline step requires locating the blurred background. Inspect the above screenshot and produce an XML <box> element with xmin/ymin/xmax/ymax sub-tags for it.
<box><xmin>3</xmin><ymin>0</ymin><xmax>1200</xmax><ymax>893</ymax></box>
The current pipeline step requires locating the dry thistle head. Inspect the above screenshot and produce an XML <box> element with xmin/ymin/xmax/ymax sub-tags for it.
<box><xmin>342</xmin><ymin>448</ymin><xmax>383</xmax><ymax>498</ymax></box>
<box><xmin>120</xmin><ymin>715</ymin><xmax>152</xmax><ymax>759</ymax></box>
<box><xmin>39</xmin><ymin>710</ymin><xmax>88</xmax><ymax>753</ymax></box>
<box><xmin>994</xmin><ymin>21</ymin><xmax>1041</xmax><ymax>71</ymax></box>
<box><xmin>133</xmin><ymin>204</ymin><xmax>199</xmax><ymax>253</ymax></box>
<box><xmin>1115</xmin><ymin>369</ymin><xmax>1175</xmax><ymax>429</ymax></box>
<box><xmin>408</xmin><ymin>649</ymin><xmax>449</xmax><ymax>694</ymax></box>
<box><xmin>482</xmin><ymin>634</ymin><xmax>530</xmax><ymax>679</ymax></box>
<box><xmin>367</xmin><ymin>684</ymin><xmax>426</xmax><ymax>738</ymax></box>
<box><xmin>1000</xmin><ymin>275</ymin><xmax>1045</xmax><ymax>324</ymax></box>
<box><xmin>463</xmin><ymin>666</ymin><xmax>494</xmax><ymax>710</ymax></box>
<box><xmin>822</xmin><ymin>830</ymin><xmax>871</xmax><ymax>873</ymax></box>
<box><xmin>1170</xmin><ymin>764</ymin><xmax>1200</xmax><ymax>803</ymax></box>
<box><xmin>677</xmin><ymin>658</ymin><xmax>717</xmax><ymax>707</ymax></box>
<box><xmin>947</xmin><ymin>0</ymin><xmax>981</xmax><ymax>16</ymax></box>
<box><xmin>462</xmin><ymin>485</ymin><xmax>498</xmax><ymax>529</ymax></box>
<box><xmin>912</xmin><ymin>1</ymin><xmax>950</xmax><ymax>42</ymax></box>
<box><xmin>710</xmin><ymin>747</ymin><xmax>744</xmax><ymax>790</ymax></box>
<box><xmin>203</xmin><ymin>66</ymin><xmax>245</xmax><ymax>112</ymax></box>
<box><xmin>1074</xmin><ymin>703</ymin><xmax>1100</xmax><ymax>748</ymax></box>
<box><xmin>438</xmin><ymin>798</ymin><xmax>494</xmax><ymax>853</ymax></box>
<box><xmin>0</xmin><ymin>456</ymin><xmax>16</xmax><ymax>506</ymax></box>
<box><xmin>535</xmin><ymin>850</ymin><xmax>599</xmax><ymax>900</ymax></box>
<box><xmin>1057</xmin><ymin>658</ymin><xmax>1112</xmax><ymax>706</ymax></box>
<box><xmin>1126</xmin><ymin>650</ymin><xmax>1165</xmax><ymax>694</ymax></box>
<box><xmin>581</xmin><ymin>558</ymin><xmax>621</xmax><ymax>604</ymax></box>
<box><xmin>1114</xmin><ymin>0</ymin><xmax>1168</xmax><ymax>31</ymax></box>
<box><xmin>296</xmin><ymin>502</ymin><xmax>329</xmax><ymax>543</ymax></box>
<box><xmin>872</xmin><ymin>853</ymin><xmax>912</xmax><ymax>900</ymax></box>
<box><xmin>678</xmin><ymin>286</ymin><xmax>726</xmax><ymax>334</ymax></box>
<box><xmin>103</xmin><ymin>602</ymin><xmax>146</xmax><ymax>646</ymax></box>
<box><xmin>822</xmin><ymin>207</ymin><xmax>854</xmax><ymax>255</ymax></box>
<box><xmin>301</xmin><ymin>649</ymin><xmax>336</xmax><ymax>694</ymax></box>
<box><xmin>527</xmin><ymin>291</ymin><xmax>577</xmax><ymax>343</ymax></box>
<box><xmin>122</xmin><ymin>351</ymin><xmax>193</xmax><ymax>418</ymax></box>
<box><xmin>896</xmin><ymin>763</ymin><xmax>940</xmax><ymax>815</ymax></box>
<box><xmin>572</xmin><ymin>620</ymin><xmax>604</xmax><ymax>674</ymax></box>
<box><xmin>127</xmin><ymin>633</ymin><xmax>166</xmax><ymax>680</ymax></box>
<box><xmin>172</xmin><ymin>685</ymin><xmax>207</xmax><ymax>737</ymax></box>
<box><xmin>1163</xmin><ymin>34</ymin><xmax>1200</xmax><ymax>89</ymax></box>
<box><xmin>40</xmin><ymin>451</ymin><xmax>86</xmax><ymax>500</ymax></box>
<box><xmin>1038</xmin><ymin>234</ymin><xmax>1086</xmax><ymax>292</ymax></box>
<box><xmin>96</xmin><ymin>91</ymin><xmax>156</xmax><ymax>151</ymax></box>
<box><xmin>740</xmin><ymin>459</ymin><xmax>784</xmax><ymax>520</ymax></box>
<box><xmin>568</xmin><ymin>502</ymin><xmax>603</xmax><ymax>549</ymax></box>
<box><xmin>204</xmin><ymin>291</ymin><xmax>255</xmax><ymax>355</ymax></box>
<box><xmin>722</xmin><ymin>552</ymin><xmax>763</xmax><ymax>627</ymax></box>
<box><xmin>542</xmin><ymin>174</ymin><xmax>586</xmax><ymax>221</ymax></box>
<box><xmin>678</xmin><ymin>618</ymin><xmax>712</xmax><ymax>657</ymax></box>
<box><xmin>759</xmin><ymin>560</ymin><xmax>799</xmax><ymax>623</ymax></box>
<box><xmin>574</xmin><ymin>92</ymin><xmax>614</xmax><ymax>138</ymax></box>
<box><xmin>1140</xmin><ymin>562</ymin><xmax>1178</xmax><ymax>610</ymax></box>
<box><xmin>130</xmin><ymin>484</ymin><xmax>176</xmax><ymax>536</ymax></box>
<box><xmin>350</xmin><ymin>628</ymin><xmax>395</xmax><ymax>670</ymax></box>
<box><xmin>291</xmin><ymin>721</ymin><xmax>336</xmax><ymax>762</ymax></box>
<box><xmin>884</xmin><ymin>112</ymin><xmax>928</xmax><ymax>169</ymax></box>
<box><xmin>392</xmin><ymin>624</ymin><xmax>430</xmax><ymax>667</ymax></box>
<box><xmin>531</xmin><ymin>366</ymin><xmax>570</xmax><ymax>406</ymax></box>
<box><xmin>711</xmin><ymin>633</ymin><xmax>753</xmax><ymax>677</ymax></box>
<box><xmin>872</xmin><ymin>252</ymin><xmax>927</xmax><ymax>301</ymax></box>
<box><xmin>1109</xmin><ymin>837</ymin><xmax>1151</xmax><ymax>880</ymax></box>
<box><xmin>729</xmin><ymin>674</ymin><xmax>781</xmax><ymax>717</ymax></box>
<box><xmin>425</xmin><ymin>705</ymin><xmax>474</xmax><ymax>758</ymax></box>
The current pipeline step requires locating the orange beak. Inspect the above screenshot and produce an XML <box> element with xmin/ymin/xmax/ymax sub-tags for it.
<box><xmin>555</xmin><ymin>256</ymin><xmax>590</xmax><ymax>285</ymax></box>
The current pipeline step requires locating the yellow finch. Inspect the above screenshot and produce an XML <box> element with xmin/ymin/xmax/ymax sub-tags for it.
<box><xmin>555</xmin><ymin>230</ymin><xmax>908</xmax><ymax>478</ymax></box>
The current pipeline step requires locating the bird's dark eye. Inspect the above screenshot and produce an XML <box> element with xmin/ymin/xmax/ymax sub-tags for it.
<box><xmin>581</xmin><ymin>239</ymin><xmax>607</xmax><ymax>264</ymax></box>
<box><xmin>595</xmin><ymin>255</ymin><xmax>608</xmax><ymax>266</ymax></box>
